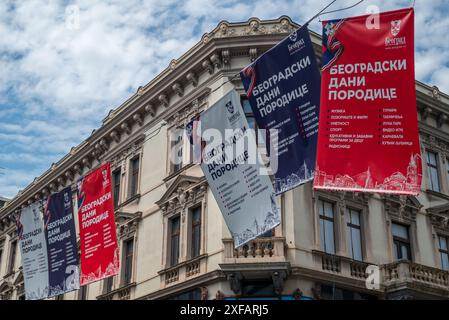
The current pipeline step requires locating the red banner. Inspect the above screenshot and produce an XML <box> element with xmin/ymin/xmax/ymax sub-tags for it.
<box><xmin>314</xmin><ymin>8</ymin><xmax>421</xmax><ymax>195</ymax></box>
<box><xmin>77</xmin><ymin>162</ymin><xmax>119</xmax><ymax>285</ymax></box>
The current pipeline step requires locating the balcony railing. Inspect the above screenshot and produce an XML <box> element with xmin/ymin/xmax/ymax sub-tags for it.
<box><xmin>223</xmin><ymin>237</ymin><xmax>287</xmax><ymax>263</ymax></box>
<box><xmin>312</xmin><ymin>250</ymin><xmax>370</xmax><ymax>281</ymax></box>
<box><xmin>158</xmin><ymin>254</ymin><xmax>207</xmax><ymax>288</ymax></box>
<box><xmin>381</xmin><ymin>260</ymin><xmax>449</xmax><ymax>291</ymax></box>
<box><xmin>312</xmin><ymin>252</ymin><xmax>449</xmax><ymax>294</ymax></box>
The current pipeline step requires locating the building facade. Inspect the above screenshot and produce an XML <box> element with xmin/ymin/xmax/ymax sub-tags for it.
<box><xmin>1</xmin><ymin>16</ymin><xmax>449</xmax><ymax>300</ymax></box>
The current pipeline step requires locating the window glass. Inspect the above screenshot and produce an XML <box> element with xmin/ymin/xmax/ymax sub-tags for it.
<box><xmin>392</xmin><ymin>223</ymin><xmax>408</xmax><ymax>239</ymax></box>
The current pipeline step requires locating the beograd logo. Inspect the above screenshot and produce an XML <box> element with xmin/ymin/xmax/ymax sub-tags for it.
<box><xmin>390</xmin><ymin>19</ymin><xmax>401</xmax><ymax>36</ymax></box>
<box><xmin>226</xmin><ymin>100</ymin><xmax>240</xmax><ymax>124</ymax></box>
<box><xmin>289</xmin><ymin>30</ymin><xmax>297</xmax><ymax>42</ymax></box>
<box><xmin>225</xmin><ymin>101</ymin><xmax>234</xmax><ymax>114</ymax></box>
<box><xmin>64</xmin><ymin>192</ymin><xmax>71</xmax><ymax>209</ymax></box>
<box><xmin>288</xmin><ymin>30</ymin><xmax>305</xmax><ymax>54</ymax></box>
<box><xmin>102</xmin><ymin>169</ymin><xmax>110</xmax><ymax>188</ymax></box>
<box><xmin>385</xmin><ymin>19</ymin><xmax>406</xmax><ymax>47</ymax></box>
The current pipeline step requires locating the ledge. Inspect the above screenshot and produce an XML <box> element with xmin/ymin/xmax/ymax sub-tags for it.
<box><xmin>163</xmin><ymin>163</ymin><xmax>196</xmax><ymax>183</ymax></box>
<box><xmin>158</xmin><ymin>254</ymin><xmax>208</xmax><ymax>276</ymax></box>
<box><xmin>96</xmin><ymin>282</ymin><xmax>137</xmax><ymax>300</ymax></box>
<box><xmin>116</xmin><ymin>193</ymin><xmax>141</xmax><ymax>210</ymax></box>
<box><xmin>426</xmin><ymin>189</ymin><xmax>449</xmax><ymax>201</ymax></box>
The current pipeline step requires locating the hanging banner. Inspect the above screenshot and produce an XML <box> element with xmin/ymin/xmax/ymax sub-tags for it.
<box><xmin>200</xmin><ymin>90</ymin><xmax>280</xmax><ymax>247</ymax></box>
<box><xmin>240</xmin><ymin>26</ymin><xmax>321</xmax><ymax>194</ymax></box>
<box><xmin>77</xmin><ymin>162</ymin><xmax>119</xmax><ymax>286</ymax></box>
<box><xmin>314</xmin><ymin>8</ymin><xmax>421</xmax><ymax>194</ymax></box>
<box><xmin>43</xmin><ymin>186</ymin><xmax>80</xmax><ymax>297</ymax></box>
<box><xmin>16</xmin><ymin>202</ymin><xmax>49</xmax><ymax>300</ymax></box>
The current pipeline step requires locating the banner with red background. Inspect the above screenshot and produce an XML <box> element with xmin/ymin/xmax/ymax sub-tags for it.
<box><xmin>314</xmin><ymin>8</ymin><xmax>422</xmax><ymax>195</ymax></box>
<box><xmin>77</xmin><ymin>162</ymin><xmax>119</xmax><ymax>286</ymax></box>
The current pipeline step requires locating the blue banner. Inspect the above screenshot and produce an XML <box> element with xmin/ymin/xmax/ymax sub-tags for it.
<box><xmin>43</xmin><ymin>186</ymin><xmax>80</xmax><ymax>297</ymax></box>
<box><xmin>240</xmin><ymin>27</ymin><xmax>321</xmax><ymax>194</ymax></box>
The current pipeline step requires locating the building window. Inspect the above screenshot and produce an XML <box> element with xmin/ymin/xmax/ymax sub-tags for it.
<box><xmin>242</xmin><ymin>97</ymin><xmax>265</xmax><ymax>146</ymax></box>
<box><xmin>319</xmin><ymin>200</ymin><xmax>336</xmax><ymax>254</ymax></box>
<box><xmin>346</xmin><ymin>208</ymin><xmax>363</xmax><ymax>261</ymax></box>
<box><xmin>0</xmin><ymin>243</ymin><xmax>3</xmax><ymax>268</ymax></box>
<box><xmin>78</xmin><ymin>285</ymin><xmax>88</xmax><ymax>300</ymax></box>
<box><xmin>438</xmin><ymin>235</ymin><xmax>449</xmax><ymax>271</ymax></box>
<box><xmin>129</xmin><ymin>156</ymin><xmax>140</xmax><ymax>198</ymax></box>
<box><xmin>169</xmin><ymin>216</ymin><xmax>180</xmax><ymax>266</ymax></box>
<box><xmin>392</xmin><ymin>223</ymin><xmax>411</xmax><ymax>261</ymax></box>
<box><xmin>122</xmin><ymin>238</ymin><xmax>134</xmax><ymax>285</ymax></box>
<box><xmin>104</xmin><ymin>276</ymin><xmax>113</xmax><ymax>294</ymax></box>
<box><xmin>112</xmin><ymin>168</ymin><xmax>121</xmax><ymax>208</ymax></box>
<box><xmin>171</xmin><ymin>131</ymin><xmax>183</xmax><ymax>174</ymax></box>
<box><xmin>190</xmin><ymin>207</ymin><xmax>201</xmax><ymax>259</ymax></box>
<box><xmin>426</xmin><ymin>151</ymin><xmax>440</xmax><ymax>192</ymax></box>
<box><xmin>8</xmin><ymin>240</ymin><xmax>16</xmax><ymax>275</ymax></box>
<box><xmin>446</xmin><ymin>158</ymin><xmax>449</xmax><ymax>187</ymax></box>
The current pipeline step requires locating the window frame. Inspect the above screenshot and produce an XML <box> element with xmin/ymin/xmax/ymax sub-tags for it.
<box><xmin>112</xmin><ymin>168</ymin><xmax>121</xmax><ymax>208</ymax></box>
<box><xmin>241</xmin><ymin>96</ymin><xmax>266</xmax><ymax>147</ymax></box>
<box><xmin>170</xmin><ymin>129</ymin><xmax>184</xmax><ymax>174</ymax></box>
<box><xmin>78</xmin><ymin>285</ymin><xmax>88</xmax><ymax>300</ymax></box>
<box><xmin>128</xmin><ymin>156</ymin><xmax>140</xmax><ymax>199</ymax></box>
<box><xmin>346</xmin><ymin>207</ymin><xmax>363</xmax><ymax>261</ymax></box>
<box><xmin>391</xmin><ymin>222</ymin><xmax>412</xmax><ymax>261</ymax></box>
<box><xmin>426</xmin><ymin>150</ymin><xmax>441</xmax><ymax>192</ymax></box>
<box><xmin>169</xmin><ymin>215</ymin><xmax>181</xmax><ymax>267</ymax></box>
<box><xmin>7</xmin><ymin>240</ymin><xmax>16</xmax><ymax>275</ymax></box>
<box><xmin>438</xmin><ymin>235</ymin><xmax>449</xmax><ymax>271</ymax></box>
<box><xmin>103</xmin><ymin>276</ymin><xmax>114</xmax><ymax>294</ymax></box>
<box><xmin>190</xmin><ymin>206</ymin><xmax>202</xmax><ymax>259</ymax></box>
<box><xmin>318</xmin><ymin>199</ymin><xmax>336</xmax><ymax>255</ymax></box>
<box><xmin>122</xmin><ymin>237</ymin><xmax>134</xmax><ymax>286</ymax></box>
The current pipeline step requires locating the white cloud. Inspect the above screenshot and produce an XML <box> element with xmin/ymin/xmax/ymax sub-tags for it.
<box><xmin>0</xmin><ymin>0</ymin><xmax>448</xmax><ymax>198</ymax></box>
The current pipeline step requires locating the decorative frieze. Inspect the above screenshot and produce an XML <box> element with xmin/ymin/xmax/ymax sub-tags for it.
<box><xmin>73</xmin><ymin>164</ymin><xmax>83</xmax><ymax>175</ymax></box>
<box><xmin>382</xmin><ymin>195</ymin><xmax>421</xmax><ymax>223</ymax></box>
<box><xmin>243</xmin><ymin>19</ymin><xmax>267</xmax><ymax>35</ymax></box>
<box><xmin>132</xmin><ymin>113</ymin><xmax>143</xmax><ymax>127</ymax></box>
<box><xmin>121</xmin><ymin>122</ymin><xmax>131</xmax><ymax>135</ymax></box>
<box><xmin>172</xmin><ymin>83</ymin><xmax>184</xmax><ymax>97</ymax></box>
<box><xmin>210</xmin><ymin>53</ymin><xmax>222</xmax><ymax>69</ymax></box>
<box><xmin>221</xmin><ymin>50</ymin><xmax>230</xmax><ymax>69</ymax></box>
<box><xmin>159</xmin><ymin>93</ymin><xmax>169</xmax><ymax>108</ymax></box>
<box><xmin>249</xmin><ymin>48</ymin><xmax>258</xmax><ymax>62</ymax></box>
<box><xmin>157</xmin><ymin>175</ymin><xmax>207</xmax><ymax>216</ymax></box>
<box><xmin>437</xmin><ymin>113</ymin><xmax>448</xmax><ymax>128</ymax></box>
<box><xmin>202</xmin><ymin>60</ymin><xmax>214</xmax><ymax>75</ymax></box>
<box><xmin>65</xmin><ymin>171</ymin><xmax>73</xmax><ymax>182</ymax></box>
<box><xmin>110</xmin><ymin>130</ymin><xmax>120</xmax><ymax>143</ymax></box>
<box><xmin>145</xmin><ymin>104</ymin><xmax>156</xmax><ymax>117</ymax></box>
<box><xmin>186</xmin><ymin>72</ymin><xmax>198</xmax><ymax>87</ymax></box>
<box><xmin>82</xmin><ymin>157</ymin><xmax>91</xmax><ymax>169</ymax></box>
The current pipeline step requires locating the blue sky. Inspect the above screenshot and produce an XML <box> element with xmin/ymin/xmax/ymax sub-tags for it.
<box><xmin>0</xmin><ymin>0</ymin><xmax>448</xmax><ymax>198</ymax></box>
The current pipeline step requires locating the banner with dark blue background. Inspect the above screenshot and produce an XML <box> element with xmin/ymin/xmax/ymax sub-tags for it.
<box><xmin>43</xmin><ymin>186</ymin><xmax>80</xmax><ymax>297</ymax></box>
<box><xmin>240</xmin><ymin>27</ymin><xmax>321</xmax><ymax>194</ymax></box>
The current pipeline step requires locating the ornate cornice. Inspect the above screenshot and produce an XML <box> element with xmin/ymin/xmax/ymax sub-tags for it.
<box><xmin>156</xmin><ymin>175</ymin><xmax>207</xmax><ymax>216</ymax></box>
<box><xmin>116</xmin><ymin>211</ymin><xmax>142</xmax><ymax>239</ymax></box>
<box><xmin>382</xmin><ymin>195</ymin><xmax>422</xmax><ymax>223</ymax></box>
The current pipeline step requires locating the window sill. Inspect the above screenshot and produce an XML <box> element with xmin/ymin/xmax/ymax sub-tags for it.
<box><xmin>115</xmin><ymin>194</ymin><xmax>141</xmax><ymax>210</ymax></box>
<box><xmin>158</xmin><ymin>253</ymin><xmax>207</xmax><ymax>275</ymax></box>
